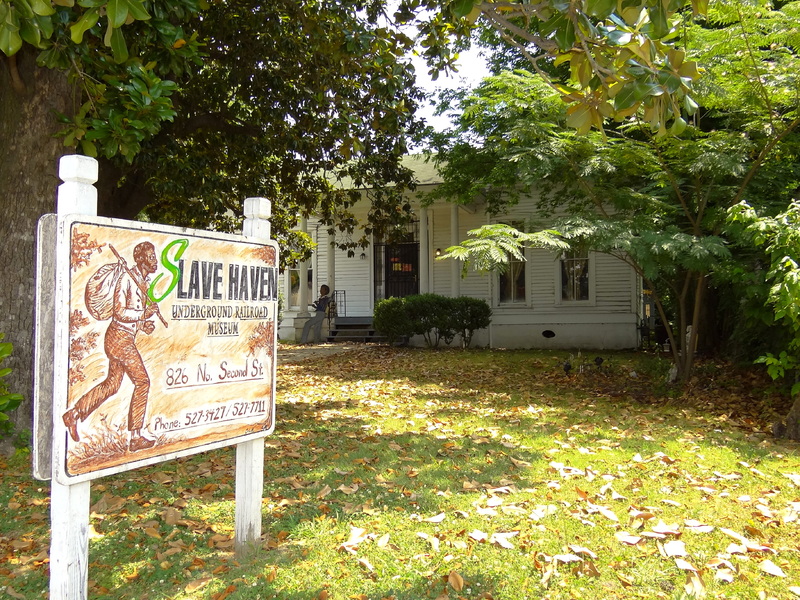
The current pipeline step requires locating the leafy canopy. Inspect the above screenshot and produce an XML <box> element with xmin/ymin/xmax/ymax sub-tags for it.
<box><xmin>399</xmin><ymin>0</ymin><xmax>709</xmax><ymax>135</ymax></box>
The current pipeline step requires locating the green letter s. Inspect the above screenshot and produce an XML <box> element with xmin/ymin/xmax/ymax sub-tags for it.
<box><xmin>149</xmin><ymin>238</ymin><xmax>189</xmax><ymax>302</ymax></box>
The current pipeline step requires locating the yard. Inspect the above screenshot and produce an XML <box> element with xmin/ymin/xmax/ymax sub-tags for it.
<box><xmin>2</xmin><ymin>346</ymin><xmax>799</xmax><ymax>599</ymax></box>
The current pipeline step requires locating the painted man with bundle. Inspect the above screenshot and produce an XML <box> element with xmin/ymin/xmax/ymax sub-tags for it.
<box><xmin>62</xmin><ymin>241</ymin><xmax>164</xmax><ymax>452</ymax></box>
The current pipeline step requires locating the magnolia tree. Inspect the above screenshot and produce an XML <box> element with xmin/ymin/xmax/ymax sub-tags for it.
<box><xmin>0</xmin><ymin>0</ymin><xmax>427</xmax><ymax>437</ymax></box>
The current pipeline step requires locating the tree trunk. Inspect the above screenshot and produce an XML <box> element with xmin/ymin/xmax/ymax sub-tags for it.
<box><xmin>773</xmin><ymin>396</ymin><xmax>800</xmax><ymax>440</ymax></box>
<box><xmin>0</xmin><ymin>50</ymin><xmax>74</xmax><ymax>440</ymax></box>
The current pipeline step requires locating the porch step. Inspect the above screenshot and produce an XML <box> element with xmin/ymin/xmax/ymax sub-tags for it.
<box><xmin>327</xmin><ymin>317</ymin><xmax>389</xmax><ymax>343</ymax></box>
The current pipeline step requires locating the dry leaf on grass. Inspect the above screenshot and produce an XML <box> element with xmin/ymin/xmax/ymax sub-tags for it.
<box><xmin>185</xmin><ymin>577</ymin><xmax>212</xmax><ymax>592</ymax></box>
<box><xmin>684</xmin><ymin>571</ymin><xmax>706</xmax><ymax>598</ymax></box>
<box><xmin>759</xmin><ymin>559</ymin><xmax>786</xmax><ymax>577</ymax></box>
<box><xmin>662</xmin><ymin>539</ymin><xmax>688</xmax><ymax>557</ymax></box>
<box><xmin>448</xmin><ymin>570</ymin><xmax>465</xmax><ymax>591</ymax></box>
<box><xmin>489</xmin><ymin>531</ymin><xmax>518</xmax><ymax>549</ymax></box>
<box><xmin>423</xmin><ymin>512</ymin><xmax>446</xmax><ymax>523</ymax></box>
<box><xmin>469</xmin><ymin>529</ymin><xmax>488</xmax><ymax>542</ymax></box>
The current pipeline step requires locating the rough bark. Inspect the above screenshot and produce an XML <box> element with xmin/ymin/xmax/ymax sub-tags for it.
<box><xmin>0</xmin><ymin>49</ymin><xmax>74</xmax><ymax>438</ymax></box>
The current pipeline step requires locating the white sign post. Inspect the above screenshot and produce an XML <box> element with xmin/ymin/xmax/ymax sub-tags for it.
<box><xmin>48</xmin><ymin>154</ymin><xmax>97</xmax><ymax>600</ymax></box>
<box><xmin>34</xmin><ymin>156</ymin><xmax>278</xmax><ymax>597</ymax></box>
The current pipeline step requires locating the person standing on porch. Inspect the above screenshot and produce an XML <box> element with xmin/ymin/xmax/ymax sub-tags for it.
<box><xmin>300</xmin><ymin>284</ymin><xmax>331</xmax><ymax>344</ymax></box>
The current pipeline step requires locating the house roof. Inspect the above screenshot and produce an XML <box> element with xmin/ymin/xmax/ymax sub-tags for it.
<box><xmin>403</xmin><ymin>154</ymin><xmax>443</xmax><ymax>186</ymax></box>
<box><xmin>333</xmin><ymin>154</ymin><xmax>443</xmax><ymax>190</ymax></box>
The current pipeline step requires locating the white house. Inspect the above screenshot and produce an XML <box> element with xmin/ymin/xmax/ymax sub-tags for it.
<box><xmin>281</xmin><ymin>157</ymin><xmax>643</xmax><ymax>349</ymax></box>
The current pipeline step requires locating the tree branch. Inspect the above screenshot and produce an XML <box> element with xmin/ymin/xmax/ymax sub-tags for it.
<box><xmin>733</xmin><ymin>117</ymin><xmax>800</xmax><ymax>207</ymax></box>
<box><xmin>5</xmin><ymin>55</ymin><xmax>26</xmax><ymax>94</ymax></box>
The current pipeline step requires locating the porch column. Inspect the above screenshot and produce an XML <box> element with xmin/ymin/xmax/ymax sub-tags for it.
<box><xmin>298</xmin><ymin>216</ymin><xmax>310</xmax><ymax>317</ymax></box>
<box><xmin>450</xmin><ymin>204</ymin><xmax>460</xmax><ymax>297</ymax></box>
<box><xmin>327</xmin><ymin>229</ymin><xmax>336</xmax><ymax>293</ymax></box>
<box><xmin>419</xmin><ymin>206</ymin><xmax>430</xmax><ymax>293</ymax></box>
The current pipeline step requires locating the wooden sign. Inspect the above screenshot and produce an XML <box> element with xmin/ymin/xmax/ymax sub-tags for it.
<box><xmin>48</xmin><ymin>215</ymin><xmax>278</xmax><ymax>484</ymax></box>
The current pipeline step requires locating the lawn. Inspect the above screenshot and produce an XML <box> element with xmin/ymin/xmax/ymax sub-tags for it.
<box><xmin>2</xmin><ymin>346</ymin><xmax>800</xmax><ymax>599</ymax></box>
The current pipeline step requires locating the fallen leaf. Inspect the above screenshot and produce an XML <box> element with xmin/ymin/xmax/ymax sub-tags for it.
<box><xmin>553</xmin><ymin>553</ymin><xmax>583</xmax><ymax>564</ymax></box>
<box><xmin>358</xmin><ymin>557</ymin><xmax>375</xmax><ymax>572</ymax></box>
<box><xmin>568</xmin><ymin>544</ymin><xmax>597</xmax><ymax>559</ymax></box>
<box><xmin>684</xmin><ymin>571</ymin><xmax>706</xmax><ymax>598</ymax></box>
<box><xmin>719</xmin><ymin>527</ymin><xmax>748</xmax><ymax>543</ymax></box>
<box><xmin>675</xmin><ymin>558</ymin><xmax>698</xmax><ymax>572</ymax></box>
<box><xmin>448</xmin><ymin>570</ymin><xmax>465</xmax><ymax>592</ymax></box>
<box><xmin>684</xmin><ymin>519</ymin><xmax>713</xmax><ymax>533</ymax></box>
<box><xmin>423</xmin><ymin>512</ymin><xmax>446</xmax><ymax>523</ymax></box>
<box><xmin>759</xmin><ymin>559</ymin><xmax>786</xmax><ymax>577</ymax></box>
<box><xmin>213</xmin><ymin>585</ymin><xmax>236</xmax><ymax>600</ymax></box>
<box><xmin>337</xmin><ymin>483</ymin><xmax>359</xmax><ymax>495</ymax></box>
<box><xmin>316</xmin><ymin>485</ymin><xmax>332</xmax><ymax>499</ymax></box>
<box><xmin>663</xmin><ymin>540</ymin><xmax>688</xmax><ymax>557</ymax></box>
<box><xmin>469</xmin><ymin>530</ymin><xmax>488</xmax><ymax>542</ymax></box>
<box><xmin>782</xmin><ymin>472</ymin><xmax>800</xmax><ymax>487</ymax></box>
<box><xmin>185</xmin><ymin>578</ymin><xmax>212</xmax><ymax>593</ymax></box>
<box><xmin>162</xmin><ymin>507</ymin><xmax>182</xmax><ymax>526</ymax></box>
<box><xmin>651</xmin><ymin>520</ymin><xmax>681</xmax><ymax>535</ymax></box>
<box><xmin>490</xmin><ymin>531</ymin><xmax>518</xmax><ymax>549</ymax></box>
<box><xmin>417</xmin><ymin>532</ymin><xmax>440</xmax><ymax>551</ymax></box>
<box><xmin>339</xmin><ymin>526</ymin><xmax>369</xmax><ymax>553</ymax></box>
<box><xmin>715</xmin><ymin>568</ymin><xmax>735</xmax><ymax>583</ymax></box>
<box><xmin>529</xmin><ymin>505</ymin><xmax>559</xmax><ymax>521</ymax></box>
<box><xmin>615</xmin><ymin>532</ymin><xmax>642</xmax><ymax>545</ymax></box>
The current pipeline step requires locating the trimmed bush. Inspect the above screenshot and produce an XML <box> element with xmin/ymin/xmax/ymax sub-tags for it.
<box><xmin>373</xmin><ymin>296</ymin><xmax>413</xmax><ymax>344</ymax></box>
<box><xmin>373</xmin><ymin>295</ymin><xmax>491</xmax><ymax>348</ymax></box>
<box><xmin>451</xmin><ymin>296</ymin><xmax>493</xmax><ymax>348</ymax></box>
<box><xmin>404</xmin><ymin>294</ymin><xmax>455</xmax><ymax>348</ymax></box>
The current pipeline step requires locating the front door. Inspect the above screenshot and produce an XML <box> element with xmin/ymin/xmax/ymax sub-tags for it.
<box><xmin>374</xmin><ymin>242</ymin><xmax>419</xmax><ymax>300</ymax></box>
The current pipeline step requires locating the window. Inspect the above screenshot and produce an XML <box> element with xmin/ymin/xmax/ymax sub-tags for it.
<box><xmin>498</xmin><ymin>221</ymin><xmax>526</xmax><ymax>305</ymax></box>
<box><xmin>560</xmin><ymin>250</ymin><xmax>590</xmax><ymax>301</ymax></box>
<box><xmin>288</xmin><ymin>267</ymin><xmax>313</xmax><ymax>309</ymax></box>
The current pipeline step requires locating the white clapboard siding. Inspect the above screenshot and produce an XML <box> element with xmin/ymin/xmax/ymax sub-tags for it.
<box><xmin>282</xmin><ymin>178</ymin><xmax>641</xmax><ymax>348</ymax></box>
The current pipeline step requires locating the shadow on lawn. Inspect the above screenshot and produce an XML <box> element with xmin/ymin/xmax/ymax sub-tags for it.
<box><xmin>4</xmin><ymin>346</ymin><xmax>793</xmax><ymax>600</ymax></box>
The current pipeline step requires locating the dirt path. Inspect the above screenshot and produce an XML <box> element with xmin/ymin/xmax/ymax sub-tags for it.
<box><xmin>276</xmin><ymin>343</ymin><xmax>363</xmax><ymax>365</ymax></box>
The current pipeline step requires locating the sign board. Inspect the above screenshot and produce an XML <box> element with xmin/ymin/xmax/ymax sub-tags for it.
<box><xmin>42</xmin><ymin>215</ymin><xmax>277</xmax><ymax>484</ymax></box>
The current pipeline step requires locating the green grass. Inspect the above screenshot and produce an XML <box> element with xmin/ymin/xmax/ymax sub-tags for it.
<box><xmin>2</xmin><ymin>347</ymin><xmax>799</xmax><ymax>599</ymax></box>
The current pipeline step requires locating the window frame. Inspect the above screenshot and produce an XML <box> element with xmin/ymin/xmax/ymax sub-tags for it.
<box><xmin>555</xmin><ymin>249</ymin><xmax>596</xmax><ymax>306</ymax></box>
<box><xmin>494</xmin><ymin>220</ymin><xmax>530</xmax><ymax>308</ymax></box>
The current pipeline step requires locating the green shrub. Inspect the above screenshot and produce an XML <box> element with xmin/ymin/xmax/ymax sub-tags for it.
<box><xmin>373</xmin><ymin>295</ymin><xmax>492</xmax><ymax>348</ymax></box>
<box><xmin>373</xmin><ymin>297</ymin><xmax>413</xmax><ymax>344</ymax></box>
<box><xmin>0</xmin><ymin>335</ymin><xmax>23</xmax><ymax>440</ymax></box>
<box><xmin>404</xmin><ymin>294</ymin><xmax>455</xmax><ymax>348</ymax></box>
<box><xmin>451</xmin><ymin>296</ymin><xmax>492</xmax><ymax>348</ymax></box>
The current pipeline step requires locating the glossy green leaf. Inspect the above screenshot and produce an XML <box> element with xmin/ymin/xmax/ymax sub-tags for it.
<box><xmin>585</xmin><ymin>0</ymin><xmax>616</xmax><ymax>18</ymax></box>
<box><xmin>554</xmin><ymin>18</ymin><xmax>575</xmax><ymax>51</ymax></box>
<box><xmin>69</xmin><ymin>8</ymin><xmax>99</xmax><ymax>44</ymax></box>
<box><xmin>108</xmin><ymin>22</ymin><xmax>128</xmax><ymax>62</ymax></box>
<box><xmin>18</xmin><ymin>18</ymin><xmax>40</xmax><ymax>46</ymax></box>
<box><xmin>451</xmin><ymin>0</ymin><xmax>475</xmax><ymax>19</ymax></box>
<box><xmin>613</xmin><ymin>80</ymin><xmax>659</xmax><ymax>110</ymax></box>
<box><xmin>11</xmin><ymin>0</ymin><xmax>34</xmax><ymax>19</ymax></box>
<box><xmin>29</xmin><ymin>0</ymin><xmax>54</xmax><ymax>16</ymax></box>
<box><xmin>126</xmin><ymin>0</ymin><xmax>150</xmax><ymax>21</ymax></box>
<box><xmin>648</xmin><ymin>3</ymin><xmax>669</xmax><ymax>39</ymax></box>
<box><xmin>106</xmin><ymin>0</ymin><xmax>128</xmax><ymax>29</ymax></box>
<box><xmin>0</xmin><ymin>24</ymin><xmax>23</xmax><ymax>56</ymax></box>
